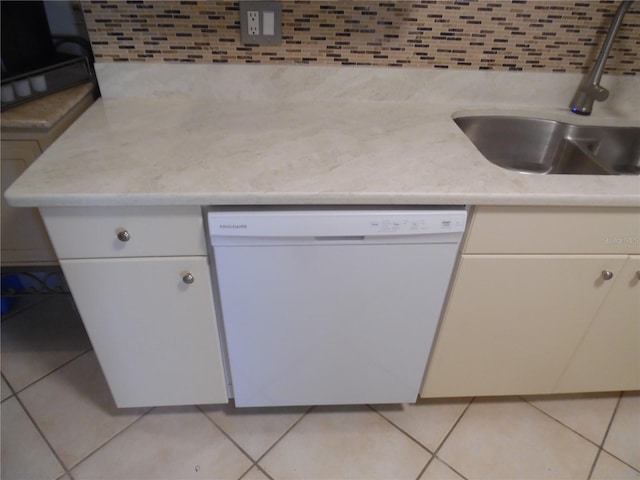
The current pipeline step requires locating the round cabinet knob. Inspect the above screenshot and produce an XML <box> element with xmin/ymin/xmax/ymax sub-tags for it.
<box><xmin>636</xmin><ymin>271</ymin><xmax>640</xmax><ymax>280</ymax></box>
<box><xmin>601</xmin><ymin>270</ymin><xmax>614</xmax><ymax>281</ymax></box>
<box><xmin>117</xmin><ymin>230</ymin><xmax>131</xmax><ymax>242</ymax></box>
<box><xmin>182</xmin><ymin>273</ymin><xmax>195</xmax><ymax>285</ymax></box>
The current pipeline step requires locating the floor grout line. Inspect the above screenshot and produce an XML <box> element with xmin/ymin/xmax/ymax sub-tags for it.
<box><xmin>234</xmin><ymin>464</ymin><xmax>257</xmax><ymax>480</ymax></box>
<box><xmin>7</xmin><ymin>347</ymin><xmax>95</xmax><ymax>397</ymax></box>
<box><xmin>1</xmin><ymin>371</ymin><xmax>16</xmax><ymax>401</ymax></box>
<box><xmin>420</xmin><ymin>397</ymin><xmax>475</xmax><ymax>480</ymax></box>
<box><xmin>520</xmin><ymin>393</ymin><xmax>640</xmax><ymax>480</ymax></box>
<box><xmin>1</xmin><ymin>294</ymin><xmax>82</xmax><ymax>478</ymax></box>
<box><xmin>365</xmin><ymin>404</ymin><xmax>436</xmax><ymax>480</ymax></box>
<box><xmin>590</xmin><ymin>391</ymin><xmax>640</xmax><ymax>476</ymax></box>
<box><xmin>253</xmin><ymin>404</ymin><xmax>315</xmax><ymax>474</ymax></box>
<box><xmin>253</xmin><ymin>464</ymin><xmax>275</xmax><ymax>480</ymax></box>
<box><xmin>236</xmin><ymin>463</ymin><xmax>274</xmax><ymax>480</ymax></box>
<box><xmin>12</xmin><ymin>392</ymin><xmax>74</xmax><ymax>480</ymax></box>
<box><xmin>367</xmin><ymin>404</ymin><xmax>436</xmax><ymax>455</ymax></box>
<box><xmin>521</xmin><ymin>393</ymin><xmax>621</xmax><ymax>451</ymax></box>
<box><xmin>1</xmin><ymin>296</ymin><xmax>94</xmax><ymax>479</ymax></box>
<box><xmin>61</xmin><ymin>406</ymin><xmax>154</xmax><ymax>473</ymax></box>
<box><xmin>2</xmin><ymin>292</ymin><xmax>92</xmax><ymax>397</ymax></box>
<box><xmin>587</xmin><ymin>391</ymin><xmax>622</xmax><ymax>480</ymax></box>
<box><xmin>197</xmin><ymin>402</ymin><xmax>313</xmax><ymax>480</ymax></box>
<box><xmin>0</xmin><ymin>294</ymin><xmax>51</xmax><ymax>323</ymax></box>
<box><xmin>368</xmin><ymin>398</ymin><xmax>475</xmax><ymax>480</ymax></box>
<box><xmin>587</xmin><ymin>448</ymin><xmax>604</xmax><ymax>480</ymax></box>
<box><xmin>196</xmin><ymin>404</ymin><xmax>259</xmax><ymax>467</ymax></box>
<box><xmin>600</xmin><ymin>454</ymin><xmax>640</xmax><ymax>475</ymax></box>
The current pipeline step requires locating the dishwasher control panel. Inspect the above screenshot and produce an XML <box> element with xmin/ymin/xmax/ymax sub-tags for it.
<box><xmin>368</xmin><ymin>214</ymin><xmax>466</xmax><ymax>234</ymax></box>
<box><xmin>209</xmin><ymin>208</ymin><xmax>467</xmax><ymax>240</ymax></box>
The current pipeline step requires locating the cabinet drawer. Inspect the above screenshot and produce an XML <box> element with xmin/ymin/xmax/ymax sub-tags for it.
<box><xmin>464</xmin><ymin>206</ymin><xmax>640</xmax><ymax>254</ymax></box>
<box><xmin>41</xmin><ymin>206</ymin><xmax>207</xmax><ymax>259</ymax></box>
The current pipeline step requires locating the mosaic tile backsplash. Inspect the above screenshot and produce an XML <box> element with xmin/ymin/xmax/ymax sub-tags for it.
<box><xmin>83</xmin><ymin>1</ymin><xmax>639</xmax><ymax>75</ymax></box>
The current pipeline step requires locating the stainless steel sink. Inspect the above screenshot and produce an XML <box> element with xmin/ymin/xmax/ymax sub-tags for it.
<box><xmin>454</xmin><ymin>116</ymin><xmax>640</xmax><ymax>175</ymax></box>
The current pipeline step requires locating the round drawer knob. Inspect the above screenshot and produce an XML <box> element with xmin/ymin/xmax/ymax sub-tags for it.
<box><xmin>601</xmin><ymin>270</ymin><xmax>614</xmax><ymax>281</ymax></box>
<box><xmin>182</xmin><ymin>273</ymin><xmax>195</xmax><ymax>285</ymax></box>
<box><xmin>636</xmin><ymin>271</ymin><xmax>640</xmax><ymax>280</ymax></box>
<box><xmin>117</xmin><ymin>230</ymin><xmax>131</xmax><ymax>242</ymax></box>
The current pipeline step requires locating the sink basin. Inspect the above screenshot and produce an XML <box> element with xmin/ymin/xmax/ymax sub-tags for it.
<box><xmin>454</xmin><ymin>116</ymin><xmax>640</xmax><ymax>175</ymax></box>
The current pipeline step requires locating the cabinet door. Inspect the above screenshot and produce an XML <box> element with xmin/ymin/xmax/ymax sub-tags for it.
<box><xmin>421</xmin><ymin>254</ymin><xmax>627</xmax><ymax>397</ymax></box>
<box><xmin>60</xmin><ymin>256</ymin><xmax>228</xmax><ymax>407</ymax></box>
<box><xmin>555</xmin><ymin>255</ymin><xmax>640</xmax><ymax>393</ymax></box>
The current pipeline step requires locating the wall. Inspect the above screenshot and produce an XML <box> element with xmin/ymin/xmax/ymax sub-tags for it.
<box><xmin>83</xmin><ymin>1</ymin><xmax>639</xmax><ymax>75</ymax></box>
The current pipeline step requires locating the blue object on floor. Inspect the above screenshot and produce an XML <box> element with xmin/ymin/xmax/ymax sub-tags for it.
<box><xmin>1</xmin><ymin>275</ymin><xmax>24</xmax><ymax>314</ymax></box>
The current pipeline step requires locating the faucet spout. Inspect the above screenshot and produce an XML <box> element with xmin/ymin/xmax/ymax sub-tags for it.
<box><xmin>569</xmin><ymin>0</ymin><xmax>633</xmax><ymax>115</ymax></box>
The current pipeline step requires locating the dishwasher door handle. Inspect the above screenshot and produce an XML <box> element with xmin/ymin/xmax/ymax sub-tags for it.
<box><xmin>314</xmin><ymin>236</ymin><xmax>366</xmax><ymax>241</ymax></box>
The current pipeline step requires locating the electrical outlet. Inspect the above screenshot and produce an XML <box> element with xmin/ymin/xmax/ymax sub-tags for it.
<box><xmin>247</xmin><ymin>10</ymin><xmax>259</xmax><ymax>36</ymax></box>
<box><xmin>239</xmin><ymin>1</ymin><xmax>282</xmax><ymax>45</ymax></box>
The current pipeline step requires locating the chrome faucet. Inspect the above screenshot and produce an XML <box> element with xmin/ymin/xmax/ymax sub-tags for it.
<box><xmin>569</xmin><ymin>0</ymin><xmax>634</xmax><ymax>115</ymax></box>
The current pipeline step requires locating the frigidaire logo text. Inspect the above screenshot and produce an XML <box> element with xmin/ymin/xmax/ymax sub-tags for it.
<box><xmin>219</xmin><ymin>224</ymin><xmax>248</xmax><ymax>229</ymax></box>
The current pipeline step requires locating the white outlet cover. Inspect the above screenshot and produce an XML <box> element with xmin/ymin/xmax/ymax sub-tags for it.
<box><xmin>263</xmin><ymin>11</ymin><xmax>275</xmax><ymax>36</ymax></box>
<box><xmin>239</xmin><ymin>1</ymin><xmax>282</xmax><ymax>45</ymax></box>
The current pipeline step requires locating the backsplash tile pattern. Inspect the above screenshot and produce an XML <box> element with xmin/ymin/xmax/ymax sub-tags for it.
<box><xmin>83</xmin><ymin>1</ymin><xmax>639</xmax><ymax>75</ymax></box>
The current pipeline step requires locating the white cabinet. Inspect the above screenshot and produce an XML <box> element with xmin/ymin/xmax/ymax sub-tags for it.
<box><xmin>422</xmin><ymin>206</ymin><xmax>640</xmax><ymax>398</ymax></box>
<box><xmin>41</xmin><ymin>206</ymin><xmax>228</xmax><ymax>408</ymax></box>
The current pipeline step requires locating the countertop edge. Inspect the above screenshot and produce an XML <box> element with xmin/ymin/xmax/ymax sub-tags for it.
<box><xmin>0</xmin><ymin>83</ymin><xmax>95</xmax><ymax>130</ymax></box>
<box><xmin>7</xmin><ymin>192</ymin><xmax>640</xmax><ymax>209</ymax></box>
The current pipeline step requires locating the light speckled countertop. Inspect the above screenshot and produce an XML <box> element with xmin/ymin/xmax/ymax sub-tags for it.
<box><xmin>1</xmin><ymin>82</ymin><xmax>95</xmax><ymax>130</ymax></box>
<box><xmin>5</xmin><ymin>64</ymin><xmax>640</xmax><ymax>208</ymax></box>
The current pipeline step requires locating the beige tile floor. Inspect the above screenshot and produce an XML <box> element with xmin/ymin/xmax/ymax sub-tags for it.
<box><xmin>1</xmin><ymin>294</ymin><xmax>639</xmax><ymax>480</ymax></box>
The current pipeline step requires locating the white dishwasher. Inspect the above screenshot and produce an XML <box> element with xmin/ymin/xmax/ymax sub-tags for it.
<box><xmin>207</xmin><ymin>207</ymin><xmax>466</xmax><ymax>407</ymax></box>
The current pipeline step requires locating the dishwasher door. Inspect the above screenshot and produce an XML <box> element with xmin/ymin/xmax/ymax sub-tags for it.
<box><xmin>208</xmin><ymin>208</ymin><xmax>466</xmax><ymax>407</ymax></box>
